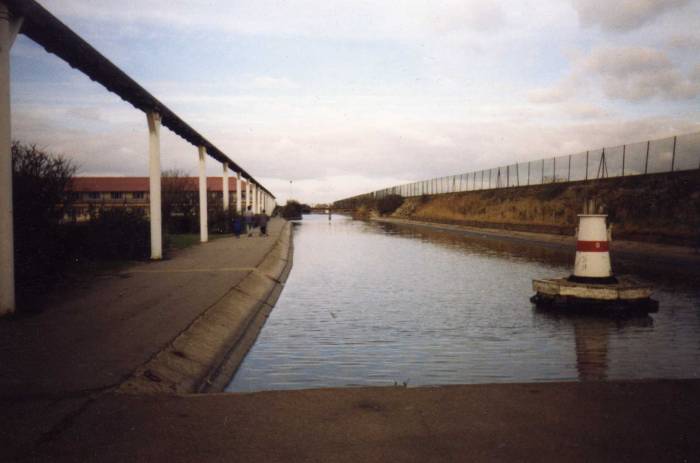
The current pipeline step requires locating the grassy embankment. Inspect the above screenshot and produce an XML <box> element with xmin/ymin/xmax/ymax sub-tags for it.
<box><xmin>357</xmin><ymin>171</ymin><xmax>700</xmax><ymax>246</ymax></box>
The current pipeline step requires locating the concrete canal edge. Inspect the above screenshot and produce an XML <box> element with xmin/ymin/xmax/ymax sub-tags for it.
<box><xmin>371</xmin><ymin>216</ymin><xmax>700</xmax><ymax>274</ymax></box>
<box><xmin>117</xmin><ymin>221</ymin><xmax>294</xmax><ymax>395</ymax></box>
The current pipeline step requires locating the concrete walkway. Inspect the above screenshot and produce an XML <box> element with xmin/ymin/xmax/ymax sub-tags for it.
<box><xmin>11</xmin><ymin>379</ymin><xmax>700</xmax><ymax>462</ymax></box>
<box><xmin>0</xmin><ymin>218</ymin><xmax>289</xmax><ymax>458</ymax></box>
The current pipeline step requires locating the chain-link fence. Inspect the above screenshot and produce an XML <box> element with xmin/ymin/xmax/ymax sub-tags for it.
<box><xmin>337</xmin><ymin>131</ymin><xmax>700</xmax><ymax>203</ymax></box>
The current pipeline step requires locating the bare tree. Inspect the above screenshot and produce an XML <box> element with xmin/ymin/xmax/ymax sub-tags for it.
<box><xmin>161</xmin><ymin>169</ymin><xmax>197</xmax><ymax>233</ymax></box>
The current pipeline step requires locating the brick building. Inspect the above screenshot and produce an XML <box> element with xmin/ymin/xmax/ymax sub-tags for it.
<box><xmin>66</xmin><ymin>176</ymin><xmax>246</xmax><ymax>221</ymax></box>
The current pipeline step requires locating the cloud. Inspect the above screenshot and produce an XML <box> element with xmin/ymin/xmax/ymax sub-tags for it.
<box><xmin>248</xmin><ymin>76</ymin><xmax>300</xmax><ymax>90</ymax></box>
<box><xmin>530</xmin><ymin>46</ymin><xmax>700</xmax><ymax>104</ymax></box>
<box><xmin>571</xmin><ymin>0</ymin><xmax>689</xmax><ymax>32</ymax></box>
<box><xmin>667</xmin><ymin>34</ymin><xmax>700</xmax><ymax>50</ymax></box>
<box><xmin>584</xmin><ymin>47</ymin><xmax>700</xmax><ymax>101</ymax></box>
<box><xmin>528</xmin><ymin>83</ymin><xmax>577</xmax><ymax>104</ymax></box>
<box><xmin>39</xmin><ymin>0</ymin><xmax>506</xmax><ymax>42</ymax></box>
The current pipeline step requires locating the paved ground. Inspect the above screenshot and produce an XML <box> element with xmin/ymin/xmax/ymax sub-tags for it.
<box><xmin>0</xmin><ymin>219</ymin><xmax>286</xmax><ymax>458</ymax></box>
<box><xmin>13</xmin><ymin>379</ymin><xmax>700</xmax><ymax>462</ymax></box>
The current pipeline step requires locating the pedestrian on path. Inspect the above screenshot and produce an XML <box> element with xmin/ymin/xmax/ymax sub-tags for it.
<box><xmin>244</xmin><ymin>205</ymin><xmax>254</xmax><ymax>237</ymax></box>
<box><xmin>232</xmin><ymin>215</ymin><xmax>243</xmax><ymax>238</ymax></box>
<box><xmin>259</xmin><ymin>210</ymin><xmax>269</xmax><ymax>237</ymax></box>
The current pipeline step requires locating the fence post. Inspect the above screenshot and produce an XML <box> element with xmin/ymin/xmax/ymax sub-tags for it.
<box><xmin>506</xmin><ymin>165</ymin><xmax>509</xmax><ymax>187</ymax></box>
<box><xmin>568</xmin><ymin>155</ymin><xmax>571</xmax><ymax>181</ymax></box>
<box><xmin>541</xmin><ymin>159</ymin><xmax>544</xmax><ymax>184</ymax></box>
<box><xmin>553</xmin><ymin>157</ymin><xmax>556</xmax><ymax>183</ymax></box>
<box><xmin>585</xmin><ymin>151</ymin><xmax>589</xmax><ymax>181</ymax></box>
<box><xmin>597</xmin><ymin>148</ymin><xmax>607</xmax><ymax>179</ymax></box>
<box><xmin>671</xmin><ymin>136</ymin><xmax>677</xmax><ymax>172</ymax></box>
<box><xmin>622</xmin><ymin>145</ymin><xmax>626</xmax><ymax>176</ymax></box>
<box><xmin>644</xmin><ymin>141</ymin><xmax>650</xmax><ymax>174</ymax></box>
<box><xmin>527</xmin><ymin>161</ymin><xmax>530</xmax><ymax>185</ymax></box>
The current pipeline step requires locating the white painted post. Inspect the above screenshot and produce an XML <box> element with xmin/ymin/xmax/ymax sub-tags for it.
<box><xmin>236</xmin><ymin>171</ymin><xmax>242</xmax><ymax>214</ymax></box>
<box><xmin>246</xmin><ymin>178</ymin><xmax>251</xmax><ymax>213</ymax></box>
<box><xmin>253</xmin><ymin>184</ymin><xmax>259</xmax><ymax>213</ymax></box>
<box><xmin>198</xmin><ymin>145</ymin><xmax>208</xmax><ymax>243</ymax></box>
<box><xmin>222</xmin><ymin>163</ymin><xmax>229</xmax><ymax>212</ymax></box>
<box><xmin>0</xmin><ymin>4</ymin><xmax>21</xmax><ymax>316</ymax></box>
<box><xmin>147</xmin><ymin>111</ymin><xmax>163</xmax><ymax>260</ymax></box>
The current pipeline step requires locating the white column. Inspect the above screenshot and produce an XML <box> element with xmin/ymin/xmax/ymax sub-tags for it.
<box><xmin>236</xmin><ymin>171</ymin><xmax>242</xmax><ymax>214</ymax></box>
<box><xmin>198</xmin><ymin>146</ymin><xmax>208</xmax><ymax>243</ymax></box>
<box><xmin>245</xmin><ymin>178</ymin><xmax>251</xmax><ymax>213</ymax></box>
<box><xmin>0</xmin><ymin>5</ymin><xmax>21</xmax><ymax>316</ymax></box>
<box><xmin>222</xmin><ymin>163</ymin><xmax>229</xmax><ymax>212</ymax></box>
<box><xmin>252</xmin><ymin>184</ymin><xmax>258</xmax><ymax>213</ymax></box>
<box><xmin>147</xmin><ymin>111</ymin><xmax>162</xmax><ymax>260</ymax></box>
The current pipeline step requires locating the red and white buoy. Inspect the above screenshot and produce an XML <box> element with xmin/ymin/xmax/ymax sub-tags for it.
<box><xmin>531</xmin><ymin>208</ymin><xmax>657</xmax><ymax>312</ymax></box>
<box><xmin>572</xmin><ymin>214</ymin><xmax>613</xmax><ymax>281</ymax></box>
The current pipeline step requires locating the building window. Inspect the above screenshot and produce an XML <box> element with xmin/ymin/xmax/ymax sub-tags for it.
<box><xmin>133</xmin><ymin>192</ymin><xmax>144</xmax><ymax>199</ymax></box>
<box><xmin>88</xmin><ymin>192</ymin><xmax>101</xmax><ymax>200</ymax></box>
<box><xmin>69</xmin><ymin>192</ymin><xmax>80</xmax><ymax>201</ymax></box>
<box><xmin>111</xmin><ymin>192</ymin><xmax>123</xmax><ymax>200</ymax></box>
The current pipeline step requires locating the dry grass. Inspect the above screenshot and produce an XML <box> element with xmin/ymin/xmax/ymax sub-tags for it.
<box><xmin>393</xmin><ymin>171</ymin><xmax>700</xmax><ymax>246</ymax></box>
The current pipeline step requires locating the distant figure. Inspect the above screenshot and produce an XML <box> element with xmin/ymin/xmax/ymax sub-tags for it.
<box><xmin>259</xmin><ymin>209</ymin><xmax>269</xmax><ymax>237</ymax></box>
<box><xmin>327</xmin><ymin>208</ymin><xmax>332</xmax><ymax>221</ymax></box>
<box><xmin>232</xmin><ymin>216</ymin><xmax>243</xmax><ymax>238</ymax></box>
<box><xmin>244</xmin><ymin>205</ymin><xmax>254</xmax><ymax>237</ymax></box>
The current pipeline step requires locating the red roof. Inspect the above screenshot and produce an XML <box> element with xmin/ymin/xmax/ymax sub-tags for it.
<box><xmin>69</xmin><ymin>176</ymin><xmax>244</xmax><ymax>192</ymax></box>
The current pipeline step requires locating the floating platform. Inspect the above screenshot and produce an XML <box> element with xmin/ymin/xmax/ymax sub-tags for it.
<box><xmin>531</xmin><ymin>276</ymin><xmax>658</xmax><ymax>313</ymax></box>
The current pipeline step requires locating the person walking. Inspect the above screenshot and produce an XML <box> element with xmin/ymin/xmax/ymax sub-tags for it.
<box><xmin>244</xmin><ymin>205</ymin><xmax>254</xmax><ymax>237</ymax></box>
<box><xmin>259</xmin><ymin>209</ymin><xmax>269</xmax><ymax>237</ymax></box>
<box><xmin>232</xmin><ymin>215</ymin><xmax>242</xmax><ymax>238</ymax></box>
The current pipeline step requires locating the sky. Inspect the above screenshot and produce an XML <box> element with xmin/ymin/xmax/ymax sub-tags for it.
<box><xmin>10</xmin><ymin>0</ymin><xmax>700</xmax><ymax>204</ymax></box>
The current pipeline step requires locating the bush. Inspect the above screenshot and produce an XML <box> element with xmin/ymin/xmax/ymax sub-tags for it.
<box><xmin>377</xmin><ymin>194</ymin><xmax>404</xmax><ymax>216</ymax></box>
<box><xmin>12</xmin><ymin>142</ymin><xmax>77</xmax><ymax>302</ymax></box>
<box><xmin>209</xmin><ymin>208</ymin><xmax>238</xmax><ymax>234</ymax></box>
<box><xmin>74</xmin><ymin>208</ymin><xmax>150</xmax><ymax>260</ymax></box>
<box><xmin>280</xmin><ymin>200</ymin><xmax>303</xmax><ymax>219</ymax></box>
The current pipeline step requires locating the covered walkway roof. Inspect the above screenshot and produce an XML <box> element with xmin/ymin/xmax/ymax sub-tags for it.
<box><xmin>4</xmin><ymin>0</ymin><xmax>274</xmax><ymax>198</ymax></box>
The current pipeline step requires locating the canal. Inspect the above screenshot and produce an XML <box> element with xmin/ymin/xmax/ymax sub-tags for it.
<box><xmin>227</xmin><ymin>214</ymin><xmax>700</xmax><ymax>392</ymax></box>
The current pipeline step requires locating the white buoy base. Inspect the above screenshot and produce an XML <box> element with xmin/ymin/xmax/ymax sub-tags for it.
<box><xmin>531</xmin><ymin>276</ymin><xmax>657</xmax><ymax>312</ymax></box>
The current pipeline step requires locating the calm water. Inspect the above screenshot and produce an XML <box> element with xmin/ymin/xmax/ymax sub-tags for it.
<box><xmin>227</xmin><ymin>214</ymin><xmax>700</xmax><ymax>392</ymax></box>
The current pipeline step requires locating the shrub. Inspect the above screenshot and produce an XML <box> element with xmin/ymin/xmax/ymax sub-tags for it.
<box><xmin>376</xmin><ymin>194</ymin><xmax>404</xmax><ymax>216</ymax></box>
<box><xmin>12</xmin><ymin>142</ymin><xmax>77</xmax><ymax>302</ymax></box>
<box><xmin>280</xmin><ymin>200</ymin><xmax>303</xmax><ymax>219</ymax></box>
<box><xmin>209</xmin><ymin>208</ymin><xmax>238</xmax><ymax>234</ymax></box>
<box><xmin>76</xmin><ymin>208</ymin><xmax>150</xmax><ymax>260</ymax></box>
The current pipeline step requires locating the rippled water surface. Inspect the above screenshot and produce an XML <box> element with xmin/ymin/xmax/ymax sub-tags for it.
<box><xmin>227</xmin><ymin>214</ymin><xmax>700</xmax><ymax>392</ymax></box>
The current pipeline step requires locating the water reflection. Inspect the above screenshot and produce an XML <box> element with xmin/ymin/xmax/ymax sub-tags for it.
<box><xmin>534</xmin><ymin>309</ymin><xmax>654</xmax><ymax>381</ymax></box>
<box><xmin>377</xmin><ymin>222</ymin><xmax>574</xmax><ymax>268</ymax></box>
<box><xmin>227</xmin><ymin>215</ymin><xmax>700</xmax><ymax>392</ymax></box>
